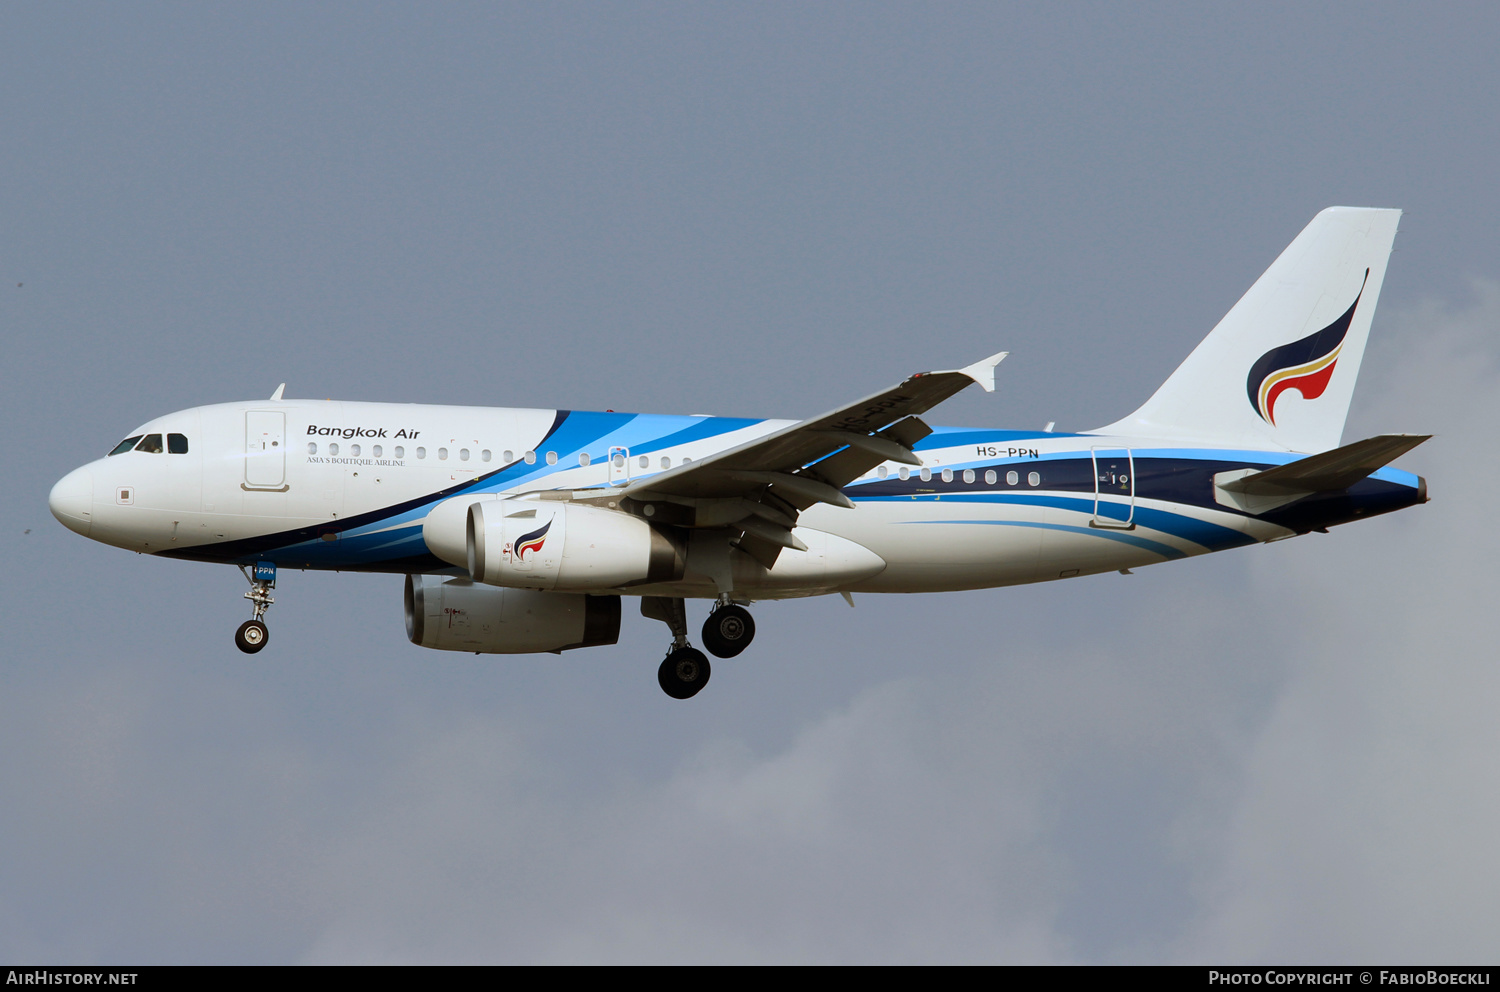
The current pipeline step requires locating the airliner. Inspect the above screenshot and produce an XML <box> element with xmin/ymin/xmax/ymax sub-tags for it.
<box><xmin>49</xmin><ymin>207</ymin><xmax>1429</xmax><ymax>698</ymax></box>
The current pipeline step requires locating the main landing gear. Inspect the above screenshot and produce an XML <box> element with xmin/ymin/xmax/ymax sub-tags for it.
<box><xmin>642</xmin><ymin>595</ymin><xmax>758</xmax><ymax>699</ymax></box>
<box><xmin>702</xmin><ymin>602</ymin><xmax>755</xmax><ymax>658</ymax></box>
<box><xmin>659</xmin><ymin>647</ymin><xmax>710</xmax><ymax>700</ymax></box>
<box><xmin>235</xmin><ymin>560</ymin><xmax>277</xmax><ymax>655</ymax></box>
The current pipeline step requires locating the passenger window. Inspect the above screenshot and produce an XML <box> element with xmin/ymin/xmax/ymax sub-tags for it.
<box><xmin>524</xmin><ymin>451</ymin><xmax>536</xmax><ymax>465</ymax></box>
<box><xmin>963</xmin><ymin>469</ymin><xmax>975</xmax><ymax>484</ymax></box>
<box><xmin>308</xmin><ymin>442</ymin><xmax>318</xmax><ymax>455</ymax></box>
<box><xmin>372</xmin><ymin>445</ymin><xmax>382</xmax><ymax>458</ymax></box>
<box><xmin>1028</xmin><ymin>471</ymin><xmax>1041</xmax><ymax>487</ymax></box>
<box><xmin>329</xmin><ymin>443</ymin><xmax>339</xmax><ymax>456</ymax></box>
<box><xmin>168</xmin><ymin>433</ymin><xmax>189</xmax><ymax>454</ymax></box>
<box><xmin>661</xmin><ymin>456</ymin><xmax>671</xmax><ymax>469</ymax></box>
<box><xmin>350</xmin><ymin>444</ymin><xmax>361</xmax><ymax>457</ymax></box>
<box><xmin>482</xmin><ymin>450</ymin><xmax>491</xmax><ymax>462</ymax></box>
<box><xmin>1006</xmin><ymin>470</ymin><xmax>1019</xmax><ymax>486</ymax></box>
<box><xmin>110</xmin><ymin>436</ymin><xmax>143</xmax><ymax>456</ymax></box>
<box><xmin>579</xmin><ymin>452</ymin><xmax>590</xmax><ymax>467</ymax></box>
<box><xmin>546</xmin><ymin>451</ymin><xmax>557</xmax><ymax>465</ymax></box>
<box><xmin>638</xmin><ymin>455</ymin><xmax>649</xmax><ymax>469</ymax></box>
<box><xmin>460</xmin><ymin>448</ymin><xmax>470</xmax><ymax>461</ymax></box>
<box><xmin>394</xmin><ymin>446</ymin><xmax>405</xmax><ymax>458</ymax></box>
<box><xmin>985</xmin><ymin>469</ymin><xmax>997</xmax><ymax>485</ymax></box>
<box><xmin>919</xmin><ymin>468</ymin><xmax>932</xmax><ymax>482</ymax></box>
<box><xmin>941</xmin><ymin>468</ymin><xmax>953</xmax><ymax>483</ymax></box>
<box><xmin>135</xmin><ymin>434</ymin><xmax>164</xmax><ymax>454</ymax></box>
<box><xmin>438</xmin><ymin>448</ymin><xmax>448</xmax><ymax>460</ymax></box>
<box><xmin>877</xmin><ymin>465</ymin><xmax>888</xmax><ymax>479</ymax></box>
<box><xmin>416</xmin><ymin>447</ymin><xmax>426</xmax><ymax>459</ymax></box>
<box><xmin>503</xmin><ymin>450</ymin><xmax>514</xmax><ymax>462</ymax></box>
<box><xmin>898</xmin><ymin>467</ymin><xmax>910</xmax><ymax>481</ymax></box>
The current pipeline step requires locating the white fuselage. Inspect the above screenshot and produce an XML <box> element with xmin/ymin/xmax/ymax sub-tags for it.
<box><xmin>49</xmin><ymin>399</ymin><xmax>1425</xmax><ymax>601</ymax></box>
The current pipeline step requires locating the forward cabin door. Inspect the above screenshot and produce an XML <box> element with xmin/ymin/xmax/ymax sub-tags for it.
<box><xmin>1091</xmin><ymin>446</ymin><xmax>1135</xmax><ymax>528</ymax></box>
<box><xmin>245</xmin><ymin>411</ymin><xmax>287</xmax><ymax>489</ymax></box>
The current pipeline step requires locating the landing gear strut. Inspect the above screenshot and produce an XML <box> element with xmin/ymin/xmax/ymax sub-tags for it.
<box><xmin>236</xmin><ymin>560</ymin><xmax>277</xmax><ymax>655</ymax></box>
<box><xmin>642</xmin><ymin>596</ymin><xmax>713</xmax><ymax>699</ymax></box>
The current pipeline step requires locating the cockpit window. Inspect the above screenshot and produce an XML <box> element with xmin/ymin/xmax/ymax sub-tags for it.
<box><xmin>168</xmin><ymin>433</ymin><xmax>189</xmax><ymax>454</ymax></box>
<box><xmin>135</xmin><ymin>434</ymin><xmax>164</xmax><ymax>454</ymax></box>
<box><xmin>109</xmin><ymin>436</ymin><xmax>144</xmax><ymax>456</ymax></box>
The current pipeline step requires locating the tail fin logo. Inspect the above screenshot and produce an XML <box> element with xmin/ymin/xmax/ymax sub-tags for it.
<box><xmin>514</xmin><ymin>520</ymin><xmax>551</xmax><ymax>561</ymax></box>
<box><xmin>1246</xmin><ymin>269</ymin><xmax>1369</xmax><ymax>426</ymax></box>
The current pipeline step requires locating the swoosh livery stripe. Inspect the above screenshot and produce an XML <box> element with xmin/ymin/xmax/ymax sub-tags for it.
<box><xmin>898</xmin><ymin>518</ymin><xmax>1188</xmax><ymax>560</ymax></box>
<box><xmin>854</xmin><ymin>491</ymin><xmax>1254</xmax><ymax>551</ymax></box>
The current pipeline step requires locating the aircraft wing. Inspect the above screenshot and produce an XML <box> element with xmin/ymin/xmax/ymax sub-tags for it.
<box><xmin>621</xmin><ymin>350</ymin><xmax>1007</xmax><ymax>565</ymax></box>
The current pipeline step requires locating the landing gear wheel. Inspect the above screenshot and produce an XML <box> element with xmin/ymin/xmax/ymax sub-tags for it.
<box><xmin>235</xmin><ymin>619</ymin><xmax>269</xmax><ymax>654</ymax></box>
<box><xmin>658</xmin><ymin>647</ymin><xmax>711</xmax><ymax>699</ymax></box>
<box><xmin>702</xmin><ymin>604</ymin><xmax>755</xmax><ymax>658</ymax></box>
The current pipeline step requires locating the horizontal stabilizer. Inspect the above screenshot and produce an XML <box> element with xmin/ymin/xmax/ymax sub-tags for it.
<box><xmin>1218</xmin><ymin>434</ymin><xmax>1430</xmax><ymax>496</ymax></box>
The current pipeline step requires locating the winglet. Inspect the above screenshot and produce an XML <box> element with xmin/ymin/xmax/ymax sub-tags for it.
<box><xmin>956</xmin><ymin>351</ymin><xmax>1008</xmax><ymax>393</ymax></box>
<box><xmin>269</xmin><ymin>383</ymin><xmax>286</xmax><ymax>401</ymax></box>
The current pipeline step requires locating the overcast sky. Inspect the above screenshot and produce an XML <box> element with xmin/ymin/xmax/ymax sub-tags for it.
<box><xmin>2</xmin><ymin>3</ymin><xmax>1496</xmax><ymax>963</ymax></box>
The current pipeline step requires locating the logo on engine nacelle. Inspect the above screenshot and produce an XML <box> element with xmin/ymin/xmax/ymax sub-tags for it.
<box><xmin>513</xmin><ymin>520</ymin><xmax>551</xmax><ymax>562</ymax></box>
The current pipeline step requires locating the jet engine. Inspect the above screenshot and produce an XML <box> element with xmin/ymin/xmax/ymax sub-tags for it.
<box><xmin>404</xmin><ymin>574</ymin><xmax>620</xmax><ymax>653</ymax></box>
<box><xmin>422</xmin><ymin>496</ymin><xmax>682</xmax><ymax>591</ymax></box>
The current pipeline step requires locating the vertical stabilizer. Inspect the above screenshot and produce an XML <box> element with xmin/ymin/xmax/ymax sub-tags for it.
<box><xmin>1096</xmin><ymin>207</ymin><xmax>1401</xmax><ymax>453</ymax></box>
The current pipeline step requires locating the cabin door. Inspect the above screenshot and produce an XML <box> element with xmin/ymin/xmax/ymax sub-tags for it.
<box><xmin>245</xmin><ymin>411</ymin><xmax>287</xmax><ymax>489</ymax></box>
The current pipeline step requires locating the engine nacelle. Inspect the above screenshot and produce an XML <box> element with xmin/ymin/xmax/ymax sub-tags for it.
<box><xmin>423</xmin><ymin>496</ymin><xmax>682</xmax><ymax>591</ymax></box>
<box><xmin>404</xmin><ymin>574</ymin><xmax>620</xmax><ymax>654</ymax></box>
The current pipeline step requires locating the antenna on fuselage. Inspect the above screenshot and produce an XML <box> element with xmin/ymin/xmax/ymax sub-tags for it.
<box><xmin>269</xmin><ymin>383</ymin><xmax>286</xmax><ymax>401</ymax></box>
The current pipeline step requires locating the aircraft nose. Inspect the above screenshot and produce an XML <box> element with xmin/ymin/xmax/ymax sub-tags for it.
<box><xmin>49</xmin><ymin>465</ymin><xmax>94</xmax><ymax>537</ymax></box>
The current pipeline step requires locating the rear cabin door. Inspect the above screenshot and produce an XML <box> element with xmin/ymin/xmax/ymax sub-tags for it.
<box><xmin>245</xmin><ymin>411</ymin><xmax>287</xmax><ymax>489</ymax></box>
<box><xmin>1091</xmin><ymin>446</ymin><xmax>1135</xmax><ymax>528</ymax></box>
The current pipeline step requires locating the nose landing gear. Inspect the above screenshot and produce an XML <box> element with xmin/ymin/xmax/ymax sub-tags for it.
<box><xmin>235</xmin><ymin>561</ymin><xmax>277</xmax><ymax>654</ymax></box>
<box><xmin>235</xmin><ymin>618</ymin><xmax>269</xmax><ymax>653</ymax></box>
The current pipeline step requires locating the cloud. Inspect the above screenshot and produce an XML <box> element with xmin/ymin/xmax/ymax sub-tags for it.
<box><xmin>1178</xmin><ymin>283</ymin><xmax>1500</xmax><ymax>962</ymax></box>
<box><xmin>289</xmin><ymin>283</ymin><xmax>1500</xmax><ymax>964</ymax></box>
<box><xmin>4</xmin><ymin>287</ymin><xmax>1492</xmax><ymax>964</ymax></box>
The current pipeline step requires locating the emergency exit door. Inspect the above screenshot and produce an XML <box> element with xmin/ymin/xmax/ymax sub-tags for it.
<box><xmin>608</xmin><ymin>446</ymin><xmax>631</xmax><ymax>487</ymax></box>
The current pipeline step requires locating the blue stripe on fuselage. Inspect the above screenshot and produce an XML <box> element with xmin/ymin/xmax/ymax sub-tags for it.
<box><xmin>896</xmin><ymin>518</ymin><xmax>1188</xmax><ymax>559</ymax></box>
<box><xmin>854</xmin><ymin>491</ymin><xmax>1254</xmax><ymax>551</ymax></box>
<box><xmin>172</xmin><ymin>416</ymin><xmax>1418</xmax><ymax>570</ymax></box>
